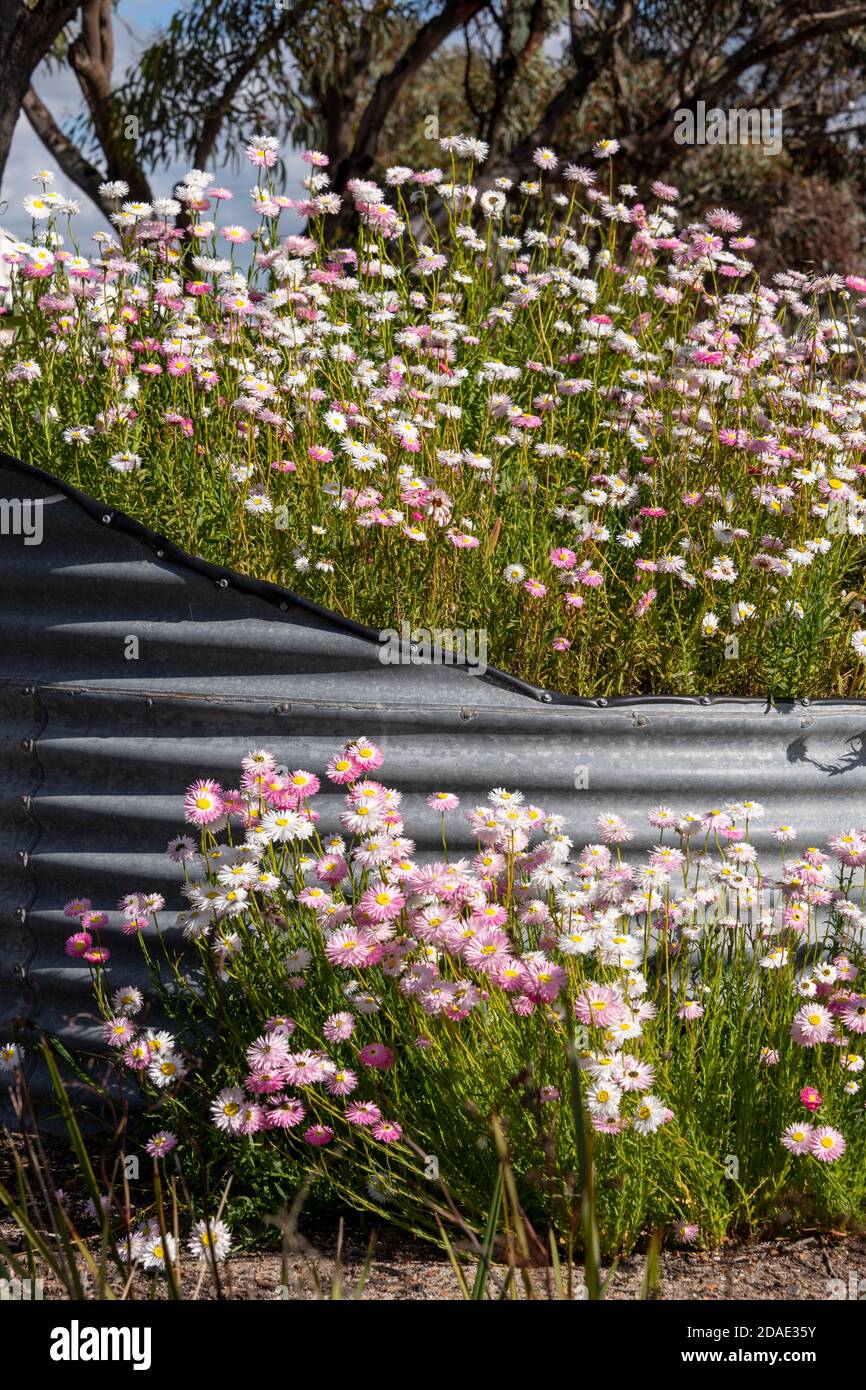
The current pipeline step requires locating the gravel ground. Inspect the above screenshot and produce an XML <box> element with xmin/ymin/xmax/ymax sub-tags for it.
<box><xmin>207</xmin><ymin>1231</ymin><xmax>866</xmax><ymax>1301</ymax></box>
<box><xmin>3</xmin><ymin>1223</ymin><xmax>864</xmax><ymax>1300</ymax></box>
<box><xmin>3</xmin><ymin>1135</ymin><xmax>864</xmax><ymax>1300</ymax></box>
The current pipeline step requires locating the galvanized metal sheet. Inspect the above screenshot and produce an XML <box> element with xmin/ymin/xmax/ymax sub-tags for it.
<box><xmin>2</xmin><ymin>449</ymin><xmax>866</xmax><ymax>1105</ymax></box>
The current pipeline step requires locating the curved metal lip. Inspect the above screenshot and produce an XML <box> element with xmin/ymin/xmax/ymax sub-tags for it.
<box><xmin>1</xmin><ymin>446</ymin><xmax>859</xmax><ymax>711</ymax></box>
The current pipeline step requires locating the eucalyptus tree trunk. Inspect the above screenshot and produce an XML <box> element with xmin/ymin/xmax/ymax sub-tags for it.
<box><xmin>0</xmin><ymin>0</ymin><xmax>80</xmax><ymax>186</ymax></box>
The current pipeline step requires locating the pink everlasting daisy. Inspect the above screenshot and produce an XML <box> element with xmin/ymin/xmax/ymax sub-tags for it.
<box><xmin>122</xmin><ymin>1041</ymin><xmax>150</xmax><ymax>1071</ymax></box>
<box><xmin>358</xmin><ymin>1043</ymin><xmax>395</xmax><ymax>1070</ymax></box>
<box><xmin>146</xmin><ymin>1131</ymin><xmax>178</xmax><ymax>1158</ymax></box>
<box><xmin>244</xmin><ymin>1066</ymin><xmax>286</xmax><ymax>1094</ymax></box>
<box><xmin>596</xmin><ymin>813</ymin><xmax>633</xmax><ymax>844</ymax></box>
<box><xmin>287</xmin><ymin>770</ymin><xmax>320</xmax><ymax>799</ymax></box>
<box><xmin>678</xmin><ymin>1000</ymin><xmax>704</xmax><ymax>1021</ymax></box>
<box><xmin>781</xmin><ymin>1122</ymin><xmax>814</xmax><ymax>1155</ymax></box>
<box><xmin>358</xmin><ymin>884</ymin><xmax>406</xmax><ymax>922</ymax></box>
<box><xmin>184</xmin><ymin>779</ymin><xmax>225</xmax><ymax>826</ymax></box>
<box><xmin>809</xmin><ymin>1126</ymin><xmax>846</xmax><ymax>1162</ymax></box>
<box><xmin>371</xmin><ymin>1120</ymin><xmax>402</xmax><ymax>1143</ymax></box>
<box><xmin>326</xmin><ymin>1068</ymin><xmax>358</xmax><ymax>1096</ymax></box>
<box><xmin>247</xmin><ymin>1034</ymin><xmax>291</xmax><ymax>1072</ymax></box>
<box><xmin>63</xmin><ymin>898</ymin><xmax>92</xmax><ymax>918</ymax></box>
<box><xmin>265</xmin><ymin>1097</ymin><xmax>306</xmax><ymax>1129</ymax></box>
<box><xmin>575</xmin><ymin>983</ymin><xmax>625</xmax><ymax>1029</ymax></box>
<box><xmin>346</xmin><ymin>1100</ymin><xmax>382</xmax><ymax>1126</ymax></box>
<box><xmin>65</xmin><ymin>931</ymin><xmax>93</xmax><ymax>958</ymax></box>
<box><xmin>102</xmin><ymin>1017</ymin><xmax>135</xmax><ymax>1048</ymax></box>
<box><xmin>347</xmin><ymin>739</ymin><xmax>384</xmax><ymax>771</ymax></box>
<box><xmin>838</xmin><ymin>996</ymin><xmax>866</xmax><ymax>1033</ymax></box>
<box><xmin>265</xmin><ymin>1016</ymin><xmax>296</xmax><ymax>1037</ymax></box>
<box><xmin>463</xmin><ymin>928</ymin><xmax>513</xmax><ymax>974</ymax></box>
<box><xmin>323</xmin><ymin>1011</ymin><xmax>355</xmax><ymax>1042</ymax></box>
<box><xmin>525</xmin><ymin>959</ymin><xmax>566</xmax><ymax>1003</ymax></box>
<box><xmin>122</xmin><ymin>915</ymin><xmax>149</xmax><ymax>936</ymax></box>
<box><xmin>791</xmin><ymin>1003</ymin><xmax>835</xmax><ymax>1046</ymax></box>
<box><xmin>81</xmin><ymin>911</ymin><xmax>109</xmax><ymax>930</ymax></box>
<box><xmin>800</xmin><ymin>1086</ymin><xmax>822</xmax><ymax>1112</ymax></box>
<box><xmin>324</xmin><ymin>928</ymin><xmax>373</xmax><ymax>967</ymax></box>
<box><xmin>304</xmin><ymin>1124</ymin><xmax>334</xmax><ymax>1146</ymax></box>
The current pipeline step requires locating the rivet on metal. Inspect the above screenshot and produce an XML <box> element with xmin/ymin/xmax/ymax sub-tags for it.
<box><xmin>541</xmin><ymin>692</ymin><xmax>553</xmax><ymax>704</ymax></box>
<box><xmin>101</xmin><ymin>513</ymin><xmax>112</xmax><ymax>524</ymax></box>
<box><xmin>700</xmin><ymin>696</ymin><xmax>711</xmax><ymax>706</ymax></box>
<box><xmin>596</xmin><ymin>698</ymin><xmax>608</xmax><ymax>707</ymax></box>
<box><xmin>459</xmin><ymin>707</ymin><xmax>473</xmax><ymax>721</ymax></box>
<box><xmin>216</xmin><ymin>578</ymin><xmax>229</xmax><ymax>589</ymax></box>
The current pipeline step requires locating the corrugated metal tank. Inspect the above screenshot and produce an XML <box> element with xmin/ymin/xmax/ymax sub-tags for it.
<box><xmin>2</xmin><ymin>449</ymin><xmax>865</xmax><ymax>1100</ymax></box>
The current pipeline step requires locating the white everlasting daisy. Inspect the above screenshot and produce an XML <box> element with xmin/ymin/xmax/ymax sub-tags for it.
<box><xmin>142</xmin><ymin>1232</ymin><xmax>177</xmax><ymax>1270</ymax></box>
<box><xmin>259</xmin><ymin>809</ymin><xmax>314</xmax><ymax>843</ymax></box>
<box><xmin>188</xmin><ymin>1218</ymin><xmax>232</xmax><ymax>1262</ymax></box>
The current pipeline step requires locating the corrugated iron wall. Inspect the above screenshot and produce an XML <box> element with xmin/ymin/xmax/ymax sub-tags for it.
<box><xmin>2</xmin><ymin>449</ymin><xmax>866</xmax><ymax>1102</ymax></box>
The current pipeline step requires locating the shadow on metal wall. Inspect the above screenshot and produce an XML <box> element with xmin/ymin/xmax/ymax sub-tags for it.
<box><xmin>2</xmin><ymin>448</ymin><xmax>865</xmax><ymax>1105</ymax></box>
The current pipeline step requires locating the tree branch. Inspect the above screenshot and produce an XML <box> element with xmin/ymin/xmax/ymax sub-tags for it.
<box><xmin>486</xmin><ymin>0</ymin><xmax>549</xmax><ymax>165</ymax></box>
<box><xmin>340</xmin><ymin>0</ymin><xmax>489</xmax><ymax>182</ymax></box>
<box><xmin>493</xmin><ymin>0</ymin><xmax>866</xmax><ymax>179</ymax></box>
<box><xmin>22</xmin><ymin>85</ymin><xmax>112</xmax><ymax>218</ymax></box>
<box><xmin>191</xmin><ymin>0</ymin><xmax>315</xmax><ymax>169</ymax></box>
<box><xmin>69</xmin><ymin>0</ymin><xmax>152</xmax><ymax>201</ymax></box>
<box><xmin>618</xmin><ymin>3</ymin><xmax>866</xmax><ymax>162</ymax></box>
<box><xmin>501</xmin><ymin>0</ymin><xmax>634</xmax><ymax>171</ymax></box>
<box><xmin>0</xmin><ymin>0</ymin><xmax>81</xmax><ymax>184</ymax></box>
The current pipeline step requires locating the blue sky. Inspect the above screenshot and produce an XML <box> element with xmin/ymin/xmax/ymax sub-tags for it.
<box><xmin>1</xmin><ymin>0</ymin><xmax>304</xmax><ymax>243</ymax></box>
